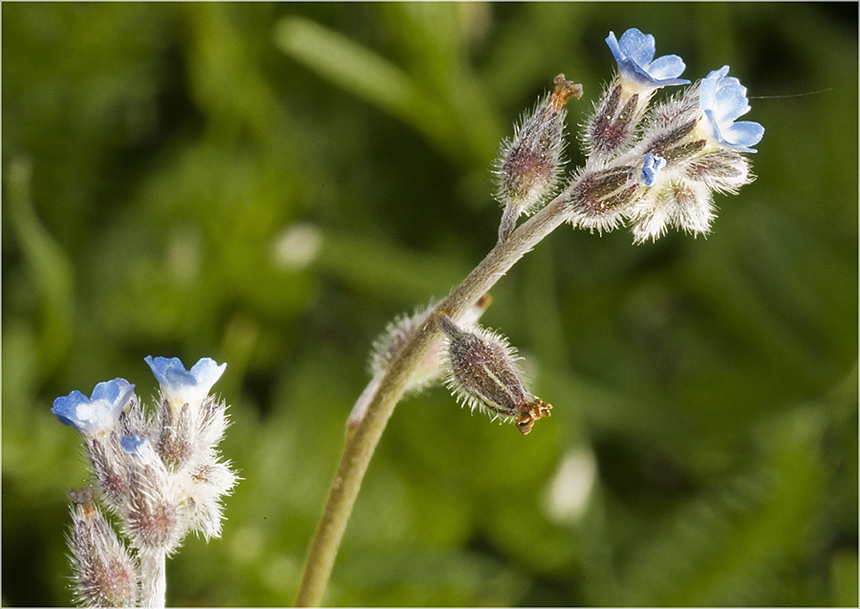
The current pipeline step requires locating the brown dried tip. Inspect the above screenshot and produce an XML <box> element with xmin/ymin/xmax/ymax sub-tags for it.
<box><xmin>473</xmin><ymin>293</ymin><xmax>492</xmax><ymax>310</ymax></box>
<box><xmin>549</xmin><ymin>74</ymin><xmax>584</xmax><ymax>112</ymax></box>
<box><xmin>514</xmin><ymin>398</ymin><xmax>552</xmax><ymax>435</ymax></box>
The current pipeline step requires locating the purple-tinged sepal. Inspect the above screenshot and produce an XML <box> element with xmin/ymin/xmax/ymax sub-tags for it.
<box><xmin>586</xmin><ymin>29</ymin><xmax>690</xmax><ymax>160</ymax></box>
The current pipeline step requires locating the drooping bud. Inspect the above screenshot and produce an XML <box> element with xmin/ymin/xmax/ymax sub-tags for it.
<box><xmin>368</xmin><ymin>294</ymin><xmax>493</xmax><ymax>394</ymax></box>
<box><xmin>494</xmin><ymin>74</ymin><xmax>582</xmax><ymax>241</ymax></box>
<box><xmin>351</xmin><ymin>296</ymin><xmax>493</xmax><ymax>431</ymax></box>
<box><xmin>433</xmin><ymin>312</ymin><xmax>551</xmax><ymax>435</ymax></box>
<box><xmin>68</xmin><ymin>485</ymin><xmax>139</xmax><ymax>608</ymax></box>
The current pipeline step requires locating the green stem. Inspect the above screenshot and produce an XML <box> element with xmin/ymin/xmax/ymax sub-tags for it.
<box><xmin>293</xmin><ymin>196</ymin><xmax>569</xmax><ymax>606</ymax></box>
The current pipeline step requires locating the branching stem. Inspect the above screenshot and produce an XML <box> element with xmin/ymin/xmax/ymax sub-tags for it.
<box><xmin>293</xmin><ymin>194</ymin><xmax>569</xmax><ymax>606</ymax></box>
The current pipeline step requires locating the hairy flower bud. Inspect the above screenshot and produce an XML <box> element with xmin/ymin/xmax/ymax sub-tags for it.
<box><xmin>434</xmin><ymin>312</ymin><xmax>551</xmax><ymax>434</ymax></box>
<box><xmin>368</xmin><ymin>295</ymin><xmax>493</xmax><ymax>393</ymax></box>
<box><xmin>630</xmin><ymin>180</ymin><xmax>712</xmax><ymax>243</ymax></box>
<box><xmin>495</xmin><ymin>74</ymin><xmax>582</xmax><ymax>240</ymax></box>
<box><xmin>68</xmin><ymin>485</ymin><xmax>139</xmax><ymax>608</ymax></box>
<box><xmin>121</xmin><ymin>436</ymin><xmax>182</xmax><ymax>552</ymax></box>
<box><xmin>86</xmin><ymin>432</ymin><xmax>134</xmax><ymax>510</ymax></box>
<box><xmin>351</xmin><ymin>296</ymin><xmax>493</xmax><ymax>431</ymax></box>
<box><xmin>564</xmin><ymin>164</ymin><xmax>642</xmax><ymax>234</ymax></box>
<box><xmin>585</xmin><ymin>82</ymin><xmax>641</xmax><ymax>159</ymax></box>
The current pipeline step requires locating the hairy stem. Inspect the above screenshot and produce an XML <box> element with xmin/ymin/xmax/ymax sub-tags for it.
<box><xmin>140</xmin><ymin>549</ymin><xmax>166</xmax><ymax>608</ymax></box>
<box><xmin>293</xmin><ymin>195</ymin><xmax>569</xmax><ymax>606</ymax></box>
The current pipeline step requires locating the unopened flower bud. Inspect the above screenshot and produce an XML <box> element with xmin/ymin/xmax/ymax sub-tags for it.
<box><xmin>641</xmin><ymin>152</ymin><xmax>666</xmax><ymax>186</ymax></box>
<box><xmin>433</xmin><ymin>312</ymin><xmax>551</xmax><ymax>435</ymax></box>
<box><xmin>564</xmin><ymin>164</ymin><xmax>641</xmax><ymax>234</ymax></box>
<box><xmin>183</xmin><ymin>459</ymin><xmax>238</xmax><ymax>540</ymax></box>
<box><xmin>68</xmin><ymin>485</ymin><xmax>139</xmax><ymax>608</ymax></box>
<box><xmin>683</xmin><ymin>149</ymin><xmax>752</xmax><ymax>193</ymax></box>
<box><xmin>155</xmin><ymin>399</ymin><xmax>194</xmax><ymax>472</ymax></box>
<box><xmin>368</xmin><ymin>294</ymin><xmax>493</xmax><ymax>394</ymax></box>
<box><xmin>86</xmin><ymin>432</ymin><xmax>134</xmax><ymax>509</ymax></box>
<box><xmin>586</xmin><ymin>82</ymin><xmax>641</xmax><ymax>159</ymax></box>
<box><xmin>495</xmin><ymin>74</ymin><xmax>582</xmax><ymax>240</ymax></box>
<box><xmin>124</xmin><ymin>450</ymin><xmax>181</xmax><ymax>552</ymax></box>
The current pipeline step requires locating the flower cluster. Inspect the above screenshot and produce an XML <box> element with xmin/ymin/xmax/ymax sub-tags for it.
<box><xmin>569</xmin><ymin>28</ymin><xmax>763</xmax><ymax>242</ymax></box>
<box><xmin>497</xmin><ymin>27</ymin><xmax>763</xmax><ymax>243</ymax></box>
<box><xmin>51</xmin><ymin>356</ymin><xmax>237</xmax><ymax>607</ymax></box>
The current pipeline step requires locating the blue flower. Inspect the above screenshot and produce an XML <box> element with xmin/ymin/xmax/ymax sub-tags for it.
<box><xmin>606</xmin><ymin>28</ymin><xmax>690</xmax><ymax>91</ymax></box>
<box><xmin>52</xmin><ymin>378</ymin><xmax>135</xmax><ymax>436</ymax></box>
<box><xmin>699</xmin><ymin>66</ymin><xmax>764</xmax><ymax>153</ymax></box>
<box><xmin>641</xmin><ymin>153</ymin><xmax>667</xmax><ymax>187</ymax></box>
<box><xmin>144</xmin><ymin>356</ymin><xmax>226</xmax><ymax>407</ymax></box>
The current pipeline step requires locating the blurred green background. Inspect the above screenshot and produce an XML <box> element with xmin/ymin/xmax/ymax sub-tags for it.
<box><xmin>3</xmin><ymin>3</ymin><xmax>857</xmax><ymax>606</ymax></box>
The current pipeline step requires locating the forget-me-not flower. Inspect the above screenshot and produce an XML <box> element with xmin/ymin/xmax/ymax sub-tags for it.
<box><xmin>144</xmin><ymin>355</ymin><xmax>226</xmax><ymax>407</ymax></box>
<box><xmin>52</xmin><ymin>378</ymin><xmax>135</xmax><ymax>436</ymax></box>
<box><xmin>641</xmin><ymin>153</ymin><xmax>667</xmax><ymax>187</ymax></box>
<box><xmin>699</xmin><ymin>66</ymin><xmax>764</xmax><ymax>153</ymax></box>
<box><xmin>606</xmin><ymin>28</ymin><xmax>690</xmax><ymax>92</ymax></box>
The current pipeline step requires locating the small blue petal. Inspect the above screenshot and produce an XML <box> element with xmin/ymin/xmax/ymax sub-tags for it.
<box><xmin>121</xmin><ymin>434</ymin><xmax>154</xmax><ymax>460</ymax></box>
<box><xmin>641</xmin><ymin>153</ymin><xmax>667</xmax><ymax>187</ymax></box>
<box><xmin>52</xmin><ymin>378</ymin><xmax>135</xmax><ymax>435</ymax></box>
<box><xmin>606</xmin><ymin>28</ymin><xmax>690</xmax><ymax>90</ymax></box>
<box><xmin>145</xmin><ymin>356</ymin><xmax>194</xmax><ymax>389</ymax></box>
<box><xmin>120</xmin><ymin>433</ymin><xmax>145</xmax><ymax>453</ymax></box>
<box><xmin>700</xmin><ymin>66</ymin><xmax>764</xmax><ymax>152</ymax></box>
<box><xmin>724</xmin><ymin>120</ymin><xmax>766</xmax><ymax>149</ymax></box>
<box><xmin>145</xmin><ymin>355</ymin><xmax>226</xmax><ymax>405</ymax></box>
<box><xmin>52</xmin><ymin>391</ymin><xmax>91</xmax><ymax>429</ymax></box>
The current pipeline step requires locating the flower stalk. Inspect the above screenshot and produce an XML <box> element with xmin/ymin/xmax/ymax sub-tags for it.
<box><xmin>295</xmin><ymin>25</ymin><xmax>763</xmax><ymax>606</ymax></box>
<box><xmin>294</xmin><ymin>193</ymin><xmax>570</xmax><ymax>606</ymax></box>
